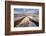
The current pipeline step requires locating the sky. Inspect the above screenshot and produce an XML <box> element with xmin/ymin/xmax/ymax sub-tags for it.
<box><xmin>14</xmin><ymin>8</ymin><xmax>39</xmax><ymax>14</ymax></box>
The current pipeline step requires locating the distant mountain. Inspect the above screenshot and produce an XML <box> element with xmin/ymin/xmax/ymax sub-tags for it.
<box><xmin>14</xmin><ymin>13</ymin><xmax>38</xmax><ymax>17</ymax></box>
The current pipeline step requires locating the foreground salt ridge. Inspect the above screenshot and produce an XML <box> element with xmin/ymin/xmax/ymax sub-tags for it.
<box><xmin>16</xmin><ymin>16</ymin><xmax>37</xmax><ymax>27</ymax></box>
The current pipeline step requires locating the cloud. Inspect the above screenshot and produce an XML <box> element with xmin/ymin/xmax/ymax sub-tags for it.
<box><xmin>14</xmin><ymin>8</ymin><xmax>39</xmax><ymax>14</ymax></box>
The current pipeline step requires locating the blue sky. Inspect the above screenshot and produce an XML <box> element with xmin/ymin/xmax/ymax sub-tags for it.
<box><xmin>14</xmin><ymin>8</ymin><xmax>39</xmax><ymax>14</ymax></box>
